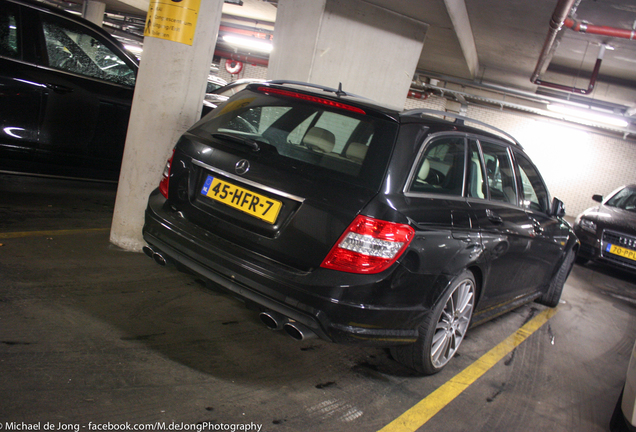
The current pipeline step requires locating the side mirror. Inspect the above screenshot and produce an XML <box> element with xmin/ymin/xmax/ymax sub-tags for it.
<box><xmin>592</xmin><ymin>194</ymin><xmax>603</xmax><ymax>203</ymax></box>
<box><xmin>550</xmin><ymin>197</ymin><xmax>566</xmax><ymax>218</ymax></box>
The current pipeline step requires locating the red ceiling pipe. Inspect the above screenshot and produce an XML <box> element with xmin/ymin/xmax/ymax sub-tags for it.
<box><xmin>564</xmin><ymin>18</ymin><xmax>636</xmax><ymax>40</ymax></box>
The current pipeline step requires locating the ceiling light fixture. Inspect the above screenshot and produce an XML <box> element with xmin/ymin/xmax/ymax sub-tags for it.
<box><xmin>222</xmin><ymin>35</ymin><xmax>272</xmax><ymax>52</ymax></box>
<box><xmin>546</xmin><ymin>104</ymin><xmax>629</xmax><ymax>128</ymax></box>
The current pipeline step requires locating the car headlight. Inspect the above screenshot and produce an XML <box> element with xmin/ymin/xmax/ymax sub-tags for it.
<box><xmin>579</xmin><ymin>218</ymin><xmax>597</xmax><ymax>233</ymax></box>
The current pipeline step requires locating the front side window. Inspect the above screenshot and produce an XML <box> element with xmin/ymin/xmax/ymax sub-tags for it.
<box><xmin>409</xmin><ymin>136</ymin><xmax>466</xmax><ymax>196</ymax></box>
<box><xmin>480</xmin><ymin>141</ymin><xmax>517</xmax><ymax>204</ymax></box>
<box><xmin>0</xmin><ymin>3</ymin><xmax>19</xmax><ymax>59</ymax></box>
<box><xmin>515</xmin><ymin>152</ymin><xmax>550</xmax><ymax>213</ymax></box>
<box><xmin>41</xmin><ymin>14</ymin><xmax>135</xmax><ymax>86</ymax></box>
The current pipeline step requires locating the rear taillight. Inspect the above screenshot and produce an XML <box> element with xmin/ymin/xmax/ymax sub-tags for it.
<box><xmin>321</xmin><ymin>215</ymin><xmax>415</xmax><ymax>274</ymax></box>
<box><xmin>159</xmin><ymin>149</ymin><xmax>175</xmax><ymax>199</ymax></box>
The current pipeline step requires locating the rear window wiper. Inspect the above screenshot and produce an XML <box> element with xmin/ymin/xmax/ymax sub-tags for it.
<box><xmin>212</xmin><ymin>132</ymin><xmax>260</xmax><ymax>152</ymax></box>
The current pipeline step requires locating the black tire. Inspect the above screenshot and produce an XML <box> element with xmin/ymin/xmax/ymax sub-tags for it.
<box><xmin>574</xmin><ymin>253</ymin><xmax>589</xmax><ymax>266</ymax></box>
<box><xmin>537</xmin><ymin>249</ymin><xmax>575</xmax><ymax>308</ymax></box>
<box><xmin>391</xmin><ymin>270</ymin><xmax>476</xmax><ymax>375</ymax></box>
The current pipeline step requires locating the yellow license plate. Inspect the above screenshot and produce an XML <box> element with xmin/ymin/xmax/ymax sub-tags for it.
<box><xmin>201</xmin><ymin>175</ymin><xmax>282</xmax><ymax>224</ymax></box>
<box><xmin>606</xmin><ymin>244</ymin><xmax>636</xmax><ymax>262</ymax></box>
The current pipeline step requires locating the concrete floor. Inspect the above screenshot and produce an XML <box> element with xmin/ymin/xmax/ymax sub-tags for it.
<box><xmin>1</xmin><ymin>173</ymin><xmax>635</xmax><ymax>432</ymax></box>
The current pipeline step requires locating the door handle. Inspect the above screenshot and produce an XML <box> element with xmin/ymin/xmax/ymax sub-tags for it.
<box><xmin>45</xmin><ymin>83</ymin><xmax>73</xmax><ymax>94</ymax></box>
<box><xmin>486</xmin><ymin>209</ymin><xmax>503</xmax><ymax>225</ymax></box>
<box><xmin>532</xmin><ymin>220</ymin><xmax>544</xmax><ymax>235</ymax></box>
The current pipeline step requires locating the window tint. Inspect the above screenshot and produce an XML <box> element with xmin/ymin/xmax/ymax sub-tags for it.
<box><xmin>410</xmin><ymin>137</ymin><xmax>466</xmax><ymax>196</ymax></box>
<box><xmin>480</xmin><ymin>141</ymin><xmax>517</xmax><ymax>204</ymax></box>
<box><xmin>206</xmin><ymin>81</ymin><xmax>223</xmax><ymax>93</ymax></box>
<box><xmin>197</xmin><ymin>93</ymin><xmax>394</xmax><ymax>183</ymax></box>
<box><xmin>41</xmin><ymin>14</ymin><xmax>135</xmax><ymax>86</ymax></box>
<box><xmin>606</xmin><ymin>186</ymin><xmax>636</xmax><ymax>212</ymax></box>
<box><xmin>467</xmin><ymin>140</ymin><xmax>485</xmax><ymax>199</ymax></box>
<box><xmin>0</xmin><ymin>3</ymin><xmax>19</xmax><ymax>59</ymax></box>
<box><xmin>515</xmin><ymin>152</ymin><xmax>550</xmax><ymax>212</ymax></box>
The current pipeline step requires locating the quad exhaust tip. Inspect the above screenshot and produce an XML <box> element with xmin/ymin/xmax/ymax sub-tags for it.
<box><xmin>142</xmin><ymin>245</ymin><xmax>169</xmax><ymax>267</ymax></box>
<box><xmin>283</xmin><ymin>321</ymin><xmax>316</xmax><ymax>341</ymax></box>
<box><xmin>259</xmin><ymin>311</ymin><xmax>286</xmax><ymax>330</ymax></box>
<box><xmin>259</xmin><ymin>311</ymin><xmax>317</xmax><ymax>341</ymax></box>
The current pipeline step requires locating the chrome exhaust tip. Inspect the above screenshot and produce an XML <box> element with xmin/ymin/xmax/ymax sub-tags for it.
<box><xmin>143</xmin><ymin>245</ymin><xmax>170</xmax><ymax>267</ymax></box>
<box><xmin>142</xmin><ymin>245</ymin><xmax>155</xmax><ymax>258</ymax></box>
<box><xmin>152</xmin><ymin>252</ymin><xmax>168</xmax><ymax>267</ymax></box>
<box><xmin>259</xmin><ymin>311</ymin><xmax>286</xmax><ymax>330</ymax></box>
<box><xmin>283</xmin><ymin>321</ymin><xmax>316</xmax><ymax>341</ymax></box>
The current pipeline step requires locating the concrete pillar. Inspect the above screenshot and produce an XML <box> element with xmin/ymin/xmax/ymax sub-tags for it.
<box><xmin>110</xmin><ymin>0</ymin><xmax>224</xmax><ymax>252</ymax></box>
<box><xmin>267</xmin><ymin>0</ymin><xmax>428</xmax><ymax>110</ymax></box>
<box><xmin>82</xmin><ymin>1</ymin><xmax>106</xmax><ymax>27</ymax></box>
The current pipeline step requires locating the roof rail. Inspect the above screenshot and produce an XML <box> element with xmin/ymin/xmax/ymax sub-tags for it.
<box><xmin>403</xmin><ymin>108</ymin><xmax>522</xmax><ymax>147</ymax></box>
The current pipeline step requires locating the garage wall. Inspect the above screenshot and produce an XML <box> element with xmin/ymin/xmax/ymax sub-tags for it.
<box><xmin>216</xmin><ymin>64</ymin><xmax>636</xmax><ymax>217</ymax></box>
<box><xmin>216</xmin><ymin>62</ymin><xmax>268</xmax><ymax>83</ymax></box>
<box><xmin>405</xmin><ymin>96</ymin><xmax>636</xmax><ymax>217</ymax></box>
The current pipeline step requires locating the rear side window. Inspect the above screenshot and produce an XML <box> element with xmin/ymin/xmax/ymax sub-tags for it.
<box><xmin>515</xmin><ymin>152</ymin><xmax>550</xmax><ymax>213</ymax></box>
<box><xmin>195</xmin><ymin>90</ymin><xmax>398</xmax><ymax>187</ymax></box>
<box><xmin>467</xmin><ymin>140</ymin><xmax>486</xmax><ymax>199</ymax></box>
<box><xmin>480</xmin><ymin>141</ymin><xmax>517</xmax><ymax>204</ymax></box>
<box><xmin>40</xmin><ymin>14</ymin><xmax>135</xmax><ymax>86</ymax></box>
<box><xmin>0</xmin><ymin>3</ymin><xmax>19</xmax><ymax>59</ymax></box>
<box><xmin>409</xmin><ymin>136</ymin><xmax>466</xmax><ymax>196</ymax></box>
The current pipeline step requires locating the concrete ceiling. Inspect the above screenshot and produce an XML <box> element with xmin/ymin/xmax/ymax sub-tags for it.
<box><xmin>52</xmin><ymin>0</ymin><xmax>636</xmax><ymax>129</ymax></box>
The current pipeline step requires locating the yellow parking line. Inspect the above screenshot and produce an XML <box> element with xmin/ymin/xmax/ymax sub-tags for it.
<box><xmin>0</xmin><ymin>228</ymin><xmax>109</xmax><ymax>239</ymax></box>
<box><xmin>378</xmin><ymin>307</ymin><xmax>558</xmax><ymax>432</ymax></box>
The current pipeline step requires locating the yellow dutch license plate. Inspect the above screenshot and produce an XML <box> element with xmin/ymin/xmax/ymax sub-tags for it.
<box><xmin>606</xmin><ymin>244</ymin><xmax>636</xmax><ymax>262</ymax></box>
<box><xmin>200</xmin><ymin>175</ymin><xmax>282</xmax><ymax>224</ymax></box>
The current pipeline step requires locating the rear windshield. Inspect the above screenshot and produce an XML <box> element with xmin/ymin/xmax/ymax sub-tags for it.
<box><xmin>191</xmin><ymin>88</ymin><xmax>398</xmax><ymax>188</ymax></box>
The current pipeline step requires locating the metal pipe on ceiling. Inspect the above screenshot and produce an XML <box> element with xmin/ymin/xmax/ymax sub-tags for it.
<box><xmin>530</xmin><ymin>0</ymin><xmax>578</xmax><ymax>85</ymax></box>
<box><xmin>533</xmin><ymin>44</ymin><xmax>607</xmax><ymax>95</ymax></box>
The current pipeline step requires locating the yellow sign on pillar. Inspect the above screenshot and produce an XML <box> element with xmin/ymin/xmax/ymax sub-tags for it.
<box><xmin>144</xmin><ymin>0</ymin><xmax>201</xmax><ymax>46</ymax></box>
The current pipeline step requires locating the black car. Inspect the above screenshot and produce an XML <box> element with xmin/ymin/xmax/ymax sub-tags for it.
<box><xmin>0</xmin><ymin>0</ymin><xmax>139</xmax><ymax>181</ymax></box>
<box><xmin>574</xmin><ymin>185</ymin><xmax>636</xmax><ymax>273</ymax></box>
<box><xmin>142</xmin><ymin>81</ymin><xmax>578</xmax><ymax>374</ymax></box>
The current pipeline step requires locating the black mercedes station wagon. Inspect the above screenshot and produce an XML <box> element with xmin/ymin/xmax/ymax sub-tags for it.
<box><xmin>142</xmin><ymin>81</ymin><xmax>578</xmax><ymax>374</ymax></box>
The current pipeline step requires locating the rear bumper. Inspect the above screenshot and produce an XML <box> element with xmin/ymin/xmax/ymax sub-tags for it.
<box><xmin>142</xmin><ymin>191</ymin><xmax>434</xmax><ymax>345</ymax></box>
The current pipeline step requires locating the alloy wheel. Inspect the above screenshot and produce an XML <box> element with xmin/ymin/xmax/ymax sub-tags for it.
<box><xmin>430</xmin><ymin>278</ymin><xmax>475</xmax><ymax>368</ymax></box>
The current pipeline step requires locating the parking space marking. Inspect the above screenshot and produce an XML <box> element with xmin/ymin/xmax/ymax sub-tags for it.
<box><xmin>0</xmin><ymin>228</ymin><xmax>109</xmax><ymax>239</ymax></box>
<box><xmin>378</xmin><ymin>307</ymin><xmax>558</xmax><ymax>432</ymax></box>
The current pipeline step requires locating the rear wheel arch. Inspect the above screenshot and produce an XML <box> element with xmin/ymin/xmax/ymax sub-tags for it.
<box><xmin>467</xmin><ymin>265</ymin><xmax>483</xmax><ymax>307</ymax></box>
<box><xmin>391</xmin><ymin>269</ymin><xmax>477</xmax><ymax>375</ymax></box>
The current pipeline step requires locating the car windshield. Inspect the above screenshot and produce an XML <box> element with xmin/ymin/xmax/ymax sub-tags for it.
<box><xmin>606</xmin><ymin>186</ymin><xmax>636</xmax><ymax>212</ymax></box>
<box><xmin>192</xmin><ymin>88</ymin><xmax>398</xmax><ymax>188</ymax></box>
